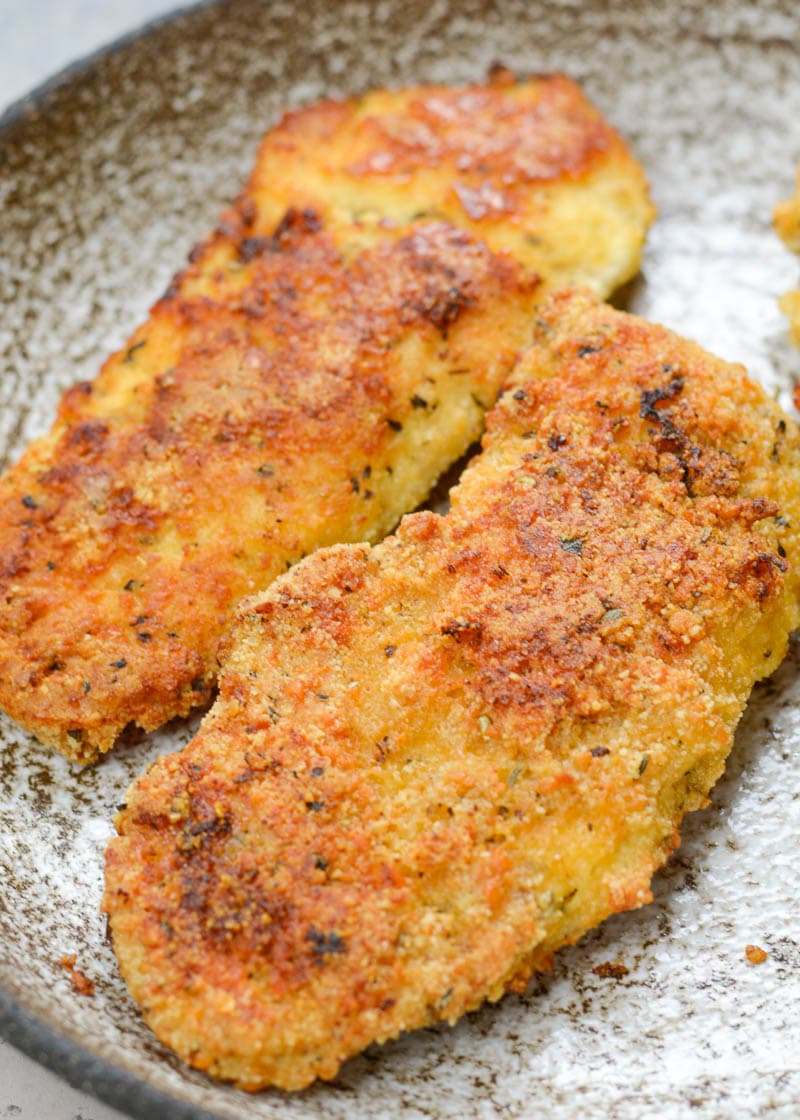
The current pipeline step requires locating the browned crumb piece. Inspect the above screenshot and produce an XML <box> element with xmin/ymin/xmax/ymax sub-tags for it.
<box><xmin>592</xmin><ymin>961</ymin><xmax>629</xmax><ymax>979</ymax></box>
<box><xmin>745</xmin><ymin>944</ymin><xmax>768</xmax><ymax>965</ymax></box>
<box><xmin>105</xmin><ymin>291</ymin><xmax>800</xmax><ymax>1092</ymax></box>
<box><xmin>59</xmin><ymin>954</ymin><xmax>95</xmax><ymax>996</ymax></box>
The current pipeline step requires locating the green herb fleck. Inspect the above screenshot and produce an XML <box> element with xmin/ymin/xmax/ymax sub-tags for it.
<box><xmin>123</xmin><ymin>339</ymin><xmax>147</xmax><ymax>363</ymax></box>
<box><xmin>508</xmin><ymin>764</ymin><xmax>525</xmax><ymax>787</ymax></box>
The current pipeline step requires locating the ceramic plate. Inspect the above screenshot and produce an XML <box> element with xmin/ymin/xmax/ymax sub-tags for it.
<box><xmin>1</xmin><ymin>2</ymin><xmax>799</xmax><ymax>1117</ymax></box>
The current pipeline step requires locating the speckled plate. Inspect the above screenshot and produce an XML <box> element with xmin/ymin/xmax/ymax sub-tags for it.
<box><xmin>2</xmin><ymin>2</ymin><xmax>800</xmax><ymax>1118</ymax></box>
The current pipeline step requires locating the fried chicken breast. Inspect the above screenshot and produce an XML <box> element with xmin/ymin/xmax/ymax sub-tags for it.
<box><xmin>0</xmin><ymin>73</ymin><xmax>653</xmax><ymax>762</ymax></box>
<box><xmin>774</xmin><ymin>165</ymin><xmax>800</xmax><ymax>350</ymax></box>
<box><xmin>105</xmin><ymin>291</ymin><xmax>800</xmax><ymax>1090</ymax></box>
<box><xmin>247</xmin><ymin>70</ymin><xmax>653</xmax><ymax>295</ymax></box>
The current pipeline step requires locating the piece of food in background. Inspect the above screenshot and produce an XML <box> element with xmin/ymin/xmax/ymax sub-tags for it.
<box><xmin>745</xmin><ymin>945</ymin><xmax>768</xmax><ymax>965</ymax></box>
<box><xmin>774</xmin><ymin>167</ymin><xmax>800</xmax><ymax>252</ymax></box>
<box><xmin>105</xmin><ymin>291</ymin><xmax>800</xmax><ymax>1091</ymax></box>
<box><xmin>773</xmin><ymin>166</ymin><xmax>800</xmax><ymax>349</ymax></box>
<box><xmin>0</xmin><ymin>73</ymin><xmax>654</xmax><ymax>764</ymax></box>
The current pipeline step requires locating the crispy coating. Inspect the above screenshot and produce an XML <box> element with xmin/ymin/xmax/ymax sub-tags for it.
<box><xmin>0</xmin><ymin>73</ymin><xmax>653</xmax><ymax>762</ymax></box>
<box><xmin>774</xmin><ymin>167</ymin><xmax>800</xmax><ymax>352</ymax></box>
<box><xmin>105</xmin><ymin>291</ymin><xmax>800</xmax><ymax>1091</ymax></box>
<box><xmin>248</xmin><ymin>70</ymin><xmax>654</xmax><ymax>295</ymax></box>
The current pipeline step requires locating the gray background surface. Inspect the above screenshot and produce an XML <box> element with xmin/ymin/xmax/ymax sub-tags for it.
<box><xmin>0</xmin><ymin>4</ymin><xmax>183</xmax><ymax>1117</ymax></box>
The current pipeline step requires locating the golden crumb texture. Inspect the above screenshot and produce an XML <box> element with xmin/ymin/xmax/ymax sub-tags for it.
<box><xmin>0</xmin><ymin>72</ymin><xmax>652</xmax><ymax>762</ymax></box>
<box><xmin>105</xmin><ymin>291</ymin><xmax>800</xmax><ymax>1091</ymax></box>
<box><xmin>774</xmin><ymin>165</ymin><xmax>800</xmax><ymax>351</ymax></box>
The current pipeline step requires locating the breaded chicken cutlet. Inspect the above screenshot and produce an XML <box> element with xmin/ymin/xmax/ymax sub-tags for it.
<box><xmin>0</xmin><ymin>73</ymin><xmax>653</xmax><ymax>763</ymax></box>
<box><xmin>774</xmin><ymin>165</ymin><xmax>800</xmax><ymax>349</ymax></box>
<box><xmin>105</xmin><ymin>291</ymin><xmax>800</xmax><ymax>1091</ymax></box>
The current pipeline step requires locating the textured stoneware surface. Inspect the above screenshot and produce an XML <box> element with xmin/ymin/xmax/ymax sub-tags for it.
<box><xmin>1</xmin><ymin>2</ymin><xmax>800</xmax><ymax>1117</ymax></box>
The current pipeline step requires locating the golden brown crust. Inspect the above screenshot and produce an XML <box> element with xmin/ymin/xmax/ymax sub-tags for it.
<box><xmin>0</xmin><ymin>74</ymin><xmax>653</xmax><ymax>762</ymax></box>
<box><xmin>249</xmin><ymin>73</ymin><xmax>654</xmax><ymax>293</ymax></box>
<box><xmin>105</xmin><ymin>291</ymin><xmax>800</xmax><ymax>1090</ymax></box>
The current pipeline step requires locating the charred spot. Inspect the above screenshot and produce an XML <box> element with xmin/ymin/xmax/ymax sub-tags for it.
<box><xmin>238</xmin><ymin>236</ymin><xmax>270</xmax><ymax>262</ymax></box>
<box><xmin>350</xmin><ymin>476</ymin><xmax>360</xmax><ymax>493</ymax></box>
<box><xmin>310</xmin><ymin>766</ymin><xmax>325</xmax><ymax>777</ymax></box>
<box><xmin>267</xmin><ymin>207</ymin><xmax>322</xmax><ymax>252</ymax></box>
<box><xmin>178</xmin><ymin>858</ymin><xmax>300</xmax><ymax>957</ymax></box>
<box><xmin>313</xmin><ymin>855</ymin><xmax>329</xmax><ymax>871</ymax></box>
<box><xmin>387</xmin><ymin>418</ymin><xmax>403</xmax><ymax>431</ymax></box>
<box><xmin>110</xmin><ymin>658</ymin><xmax>127</xmax><ymax>669</ymax></box>
<box><xmin>137</xmin><ymin>632</ymin><xmax>152</xmax><ymax>643</ymax></box>
<box><xmin>410</xmin><ymin>394</ymin><xmax>429</xmax><ymax>410</ymax></box>
<box><xmin>512</xmin><ymin>388</ymin><xmax>527</xmax><ymax>401</ymax></box>
<box><xmin>177</xmin><ymin>811</ymin><xmax>232</xmax><ymax>856</ymax></box>
<box><xmin>412</xmin><ymin>284</ymin><xmax>474</xmax><ymax>333</ymax></box>
<box><xmin>107</xmin><ymin>488</ymin><xmax>161</xmax><ymax>531</ymax></box>
<box><xmin>21</xmin><ymin>495</ymin><xmax>37</xmax><ymax>510</ymax></box>
<box><xmin>305</xmin><ymin>925</ymin><xmax>346</xmax><ymax>958</ymax></box>
<box><xmin>548</xmin><ymin>433</ymin><xmax>567</xmax><ymax>451</ymax></box>
<box><xmin>590</xmin><ymin>746</ymin><xmax>610</xmax><ymax>758</ymax></box>
<box><xmin>441</xmin><ymin>618</ymin><xmax>483</xmax><ymax>647</ymax></box>
<box><xmin>759</xmin><ymin>550</ymin><xmax>789</xmax><ymax>574</ymax></box>
<box><xmin>306</xmin><ymin>800</ymin><xmax>325</xmax><ymax>812</ymax></box>
<box><xmin>384</xmin><ymin>644</ymin><xmax>397</xmax><ymax>657</ymax></box>
<box><xmin>578</xmin><ymin>344</ymin><xmax>601</xmax><ymax>357</ymax></box>
<box><xmin>735</xmin><ymin>550</ymin><xmax>788</xmax><ymax>601</ymax></box>
<box><xmin>560</xmin><ymin>537</ymin><xmax>583</xmax><ymax>556</ymax></box>
<box><xmin>640</xmin><ymin>376</ymin><xmax>684</xmax><ymax>422</ymax></box>
<box><xmin>187</xmin><ymin>816</ymin><xmax>231</xmax><ymax>838</ymax></box>
<box><xmin>67</xmin><ymin>421</ymin><xmax>109</xmax><ymax>456</ymax></box>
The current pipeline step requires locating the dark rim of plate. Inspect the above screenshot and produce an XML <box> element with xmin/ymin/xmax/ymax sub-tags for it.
<box><xmin>0</xmin><ymin>9</ymin><xmax>241</xmax><ymax>1118</ymax></box>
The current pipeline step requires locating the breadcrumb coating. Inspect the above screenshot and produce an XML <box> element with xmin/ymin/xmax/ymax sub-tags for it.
<box><xmin>105</xmin><ymin>291</ymin><xmax>800</xmax><ymax>1090</ymax></box>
